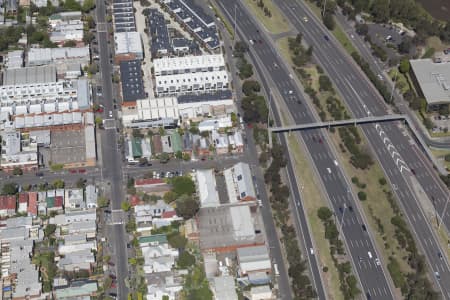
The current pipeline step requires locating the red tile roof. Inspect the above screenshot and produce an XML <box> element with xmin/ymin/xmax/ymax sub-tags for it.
<box><xmin>134</xmin><ymin>178</ymin><xmax>165</xmax><ymax>186</ymax></box>
<box><xmin>130</xmin><ymin>195</ymin><xmax>141</xmax><ymax>207</ymax></box>
<box><xmin>54</xmin><ymin>196</ymin><xmax>63</xmax><ymax>208</ymax></box>
<box><xmin>0</xmin><ymin>195</ymin><xmax>16</xmax><ymax>210</ymax></box>
<box><xmin>18</xmin><ymin>193</ymin><xmax>29</xmax><ymax>203</ymax></box>
<box><xmin>28</xmin><ymin>192</ymin><xmax>38</xmax><ymax>215</ymax></box>
<box><xmin>161</xmin><ymin>211</ymin><xmax>177</xmax><ymax>219</ymax></box>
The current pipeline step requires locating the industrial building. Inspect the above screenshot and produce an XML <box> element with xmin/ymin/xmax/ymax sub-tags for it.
<box><xmin>153</xmin><ymin>54</ymin><xmax>229</xmax><ymax>96</ymax></box>
<box><xmin>121</xmin><ymin>91</ymin><xmax>233</xmax><ymax>127</ymax></box>
<box><xmin>114</xmin><ymin>31</ymin><xmax>144</xmax><ymax>59</ymax></box>
<box><xmin>3</xmin><ymin>65</ymin><xmax>57</xmax><ymax>85</ymax></box>
<box><xmin>161</xmin><ymin>0</ymin><xmax>220</xmax><ymax>50</ymax></box>
<box><xmin>409</xmin><ymin>58</ymin><xmax>450</xmax><ymax>110</ymax></box>
<box><xmin>0</xmin><ymin>130</ymin><xmax>38</xmax><ymax>171</ymax></box>
<box><xmin>27</xmin><ymin>47</ymin><xmax>90</xmax><ymax>67</ymax></box>
<box><xmin>224</xmin><ymin>162</ymin><xmax>257</xmax><ymax>203</ymax></box>
<box><xmin>5</xmin><ymin>50</ymin><xmax>24</xmax><ymax>69</ymax></box>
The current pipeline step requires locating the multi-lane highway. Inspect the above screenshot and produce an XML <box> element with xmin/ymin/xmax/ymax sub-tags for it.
<box><xmin>95</xmin><ymin>0</ymin><xmax>129</xmax><ymax>297</ymax></box>
<box><xmin>274</xmin><ymin>0</ymin><xmax>450</xmax><ymax>297</ymax></box>
<box><xmin>216</xmin><ymin>0</ymin><xmax>395</xmax><ymax>298</ymax></box>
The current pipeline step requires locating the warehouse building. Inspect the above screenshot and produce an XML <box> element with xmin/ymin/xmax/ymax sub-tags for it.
<box><xmin>115</xmin><ymin>31</ymin><xmax>144</xmax><ymax>59</ymax></box>
<box><xmin>5</xmin><ymin>50</ymin><xmax>24</xmax><ymax>69</ymax></box>
<box><xmin>410</xmin><ymin>58</ymin><xmax>450</xmax><ymax>110</ymax></box>
<box><xmin>3</xmin><ymin>65</ymin><xmax>57</xmax><ymax>85</ymax></box>
<box><xmin>27</xmin><ymin>47</ymin><xmax>90</xmax><ymax>67</ymax></box>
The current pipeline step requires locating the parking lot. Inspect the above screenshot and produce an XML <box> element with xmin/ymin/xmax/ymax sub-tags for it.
<box><xmin>48</xmin><ymin>130</ymin><xmax>86</xmax><ymax>165</ymax></box>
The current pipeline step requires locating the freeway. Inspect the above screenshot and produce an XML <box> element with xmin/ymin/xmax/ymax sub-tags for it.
<box><xmin>334</xmin><ymin>10</ymin><xmax>450</xmax><ymax>149</ymax></box>
<box><xmin>216</xmin><ymin>1</ymin><xmax>394</xmax><ymax>299</ymax></box>
<box><xmin>94</xmin><ymin>0</ymin><xmax>129</xmax><ymax>297</ymax></box>
<box><xmin>276</xmin><ymin>0</ymin><xmax>450</xmax><ymax>297</ymax></box>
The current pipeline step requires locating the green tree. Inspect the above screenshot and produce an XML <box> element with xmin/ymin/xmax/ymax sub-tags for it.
<box><xmin>159</xmin><ymin>152</ymin><xmax>170</xmax><ymax>163</ymax></box>
<box><xmin>163</xmin><ymin>191</ymin><xmax>177</xmax><ymax>203</ymax></box>
<box><xmin>95</xmin><ymin>116</ymin><xmax>103</xmax><ymax>126</ymax></box>
<box><xmin>44</xmin><ymin>224</ymin><xmax>57</xmax><ymax>237</ymax></box>
<box><xmin>168</xmin><ymin>232</ymin><xmax>188</xmax><ymax>249</ymax></box>
<box><xmin>178</xmin><ymin>251</ymin><xmax>196</xmax><ymax>268</ymax></box>
<box><xmin>82</xmin><ymin>0</ymin><xmax>95</xmax><ymax>12</ymax></box>
<box><xmin>317</xmin><ymin>207</ymin><xmax>333</xmax><ymax>221</ymax></box>
<box><xmin>399</xmin><ymin>59</ymin><xmax>410</xmax><ymax>74</ymax></box>
<box><xmin>319</xmin><ymin>75</ymin><xmax>333</xmax><ymax>92</ymax></box>
<box><xmin>97</xmin><ymin>196</ymin><xmax>109</xmax><ymax>207</ymax></box>
<box><xmin>121</xmin><ymin>201</ymin><xmax>131</xmax><ymax>212</ymax></box>
<box><xmin>63</xmin><ymin>0</ymin><xmax>81</xmax><ymax>11</ymax></box>
<box><xmin>175</xmin><ymin>194</ymin><xmax>199</xmax><ymax>219</ymax></box>
<box><xmin>242</xmin><ymin>80</ymin><xmax>261</xmax><ymax>96</ymax></box>
<box><xmin>182</xmin><ymin>153</ymin><xmax>191</xmax><ymax>161</ymax></box>
<box><xmin>53</xmin><ymin>179</ymin><xmax>65</xmax><ymax>189</ymax></box>
<box><xmin>63</xmin><ymin>40</ymin><xmax>77</xmax><ymax>47</ymax></box>
<box><xmin>357</xmin><ymin>191</ymin><xmax>367</xmax><ymax>201</ymax></box>
<box><xmin>171</xmin><ymin>176</ymin><xmax>196</xmax><ymax>196</ymax></box>
<box><xmin>2</xmin><ymin>183</ymin><xmax>18</xmax><ymax>195</ymax></box>
<box><xmin>175</xmin><ymin>150</ymin><xmax>183</xmax><ymax>159</ymax></box>
<box><xmin>323</xmin><ymin>13</ymin><xmax>335</xmax><ymax>30</ymax></box>
<box><xmin>370</xmin><ymin>0</ymin><xmax>390</xmax><ymax>23</ymax></box>
<box><xmin>12</xmin><ymin>167</ymin><xmax>23</xmax><ymax>176</ymax></box>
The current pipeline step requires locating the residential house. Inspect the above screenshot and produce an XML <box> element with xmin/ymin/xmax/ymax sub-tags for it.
<box><xmin>152</xmin><ymin>135</ymin><xmax>163</xmax><ymax>155</ymax></box>
<box><xmin>161</xmin><ymin>135</ymin><xmax>173</xmax><ymax>153</ymax></box>
<box><xmin>58</xmin><ymin>248</ymin><xmax>95</xmax><ymax>272</ymax></box>
<box><xmin>228</xmin><ymin>131</ymin><xmax>244</xmax><ymax>153</ymax></box>
<box><xmin>65</xmin><ymin>188</ymin><xmax>85</xmax><ymax>210</ymax></box>
<box><xmin>0</xmin><ymin>195</ymin><xmax>16</xmax><ymax>217</ymax></box>
<box><xmin>170</xmin><ymin>131</ymin><xmax>182</xmax><ymax>154</ymax></box>
<box><xmin>85</xmin><ymin>184</ymin><xmax>98</xmax><ymax>209</ymax></box>
<box><xmin>196</xmin><ymin>136</ymin><xmax>210</xmax><ymax>157</ymax></box>
<box><xmin>224</xmin><ymin>162</ymin><xmax>257</xmax><ymax>203</ymax></box>
<box><xmin>27</xmin><ymin>192</ymin><xmax>38</xmax><ymax>216</ymax></box>
<box><xmin>18</xmin><ymin>193</ymin><xmax>28</xmax><ymax>213</ymax></box>
<box><xmin>212</xmin><ymin>130</ymin><xmax>229</xmax><ymax>154</ymax></box>
<box><xmin>182</xmin><ymin>132</ymin><xmax>193</xmax><ymax>155</ymax></box>
<box><xmin>46</xmin><ymin>189</ymin><xmax>64</xmax><ymax>212</ymax></box>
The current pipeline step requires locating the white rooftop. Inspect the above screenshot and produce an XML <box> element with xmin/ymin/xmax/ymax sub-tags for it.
<box><xmin>196</xmin><ymin>169</ymin><xmax>220</xmax><ymax>207</ymax></box>
<box><xmin>153</xmin><ymin>54</ymin><xmax>225</xmax><ymax>74</ymax></box>
<box><xmin>410</xmin><ymin>59</ymin><xmax>450</xmax><ymax>105</ymax></box>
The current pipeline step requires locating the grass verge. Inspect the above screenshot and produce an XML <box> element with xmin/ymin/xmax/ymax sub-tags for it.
<box><xmin>276</xmin><ymin>36</ymin><xmax>294</xmax><ymax>66</ymax></box>
<box><xmin>242</xmin><ymin>0</ymin><xmax>290</xmax><ymax>34</ymax></box>
<box><xmin>431</xmin><ymin>149</ymin><xmax>450</xmax><ymax>169</ymax></box>
<box><xmin>332</xmin><ymin>25</ymin><xmax>357</xmax><ymax>55</ymax></box>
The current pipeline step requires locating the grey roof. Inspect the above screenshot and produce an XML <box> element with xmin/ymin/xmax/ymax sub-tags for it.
<box><xmin>177</xmin><ymin>90</ymin><xmax>232</xmax><ymax>104</ymax></box>
<box><xmin>3</xmin><ymin>65</ymin><xmax>56</xmax><ymax>85</ymax></box>
<box><xmin>120</xmin><ymin>60</ymin><xmax>146</xmax><ymax>102</ymax></box>
<box><xmin>236</xmin><ymin>245</ymin><xmax>269</xmax><ymax>261</ymax></box>
<box><xmin>410</xmin><ymin>59</ymin><xmax>450</xmax><ymax>105</ymax></box>
<box><xmin>76</xmin><ymin>79</ymin><xmax>90</xmax><ymax>109</ymax></box>
<box><xmin>148</xmin><ymin>9</ymin><xmax>171</xmax><ymax>55</ymax></box>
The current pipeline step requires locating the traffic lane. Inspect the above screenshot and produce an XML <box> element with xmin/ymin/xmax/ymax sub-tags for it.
<box><xmin>362</xmin><ymin>123</ymin><xmax>450</xmax><ymax>297</ymax></box>
<box><xmin>301</xmin><ymin>131</ymin><xmax>392</xmax><ymax>299</ymax></box>
<box><xmin>223</xmin><ymin>0</ymin><xmax>393</xmax><ymax>296</ymax></box>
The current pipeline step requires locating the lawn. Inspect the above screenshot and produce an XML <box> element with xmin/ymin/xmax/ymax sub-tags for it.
<box><xmin>431</xmin><ymin>149</ymin><xmax>450</xmax><ymax>169</ymax></box>
<box><xmin>276</xmin><ymin>36</ymin><xmax>294</xmax><ymax>66</ymax></box>
<box><xmin>332</xmin><ymin>25</ymin><xmax>357</xmax><ymax>55</ymax></box>
<box><xmin>242</xmin><ymin>0</ymin><xmax>290</xmax><ymax>34</ymax></box>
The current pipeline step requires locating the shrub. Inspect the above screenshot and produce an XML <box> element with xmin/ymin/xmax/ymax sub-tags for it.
<box><xmin>357</xmin><ymin>191</ymin><xmax>367</xmax><ymax>201</ymax></box>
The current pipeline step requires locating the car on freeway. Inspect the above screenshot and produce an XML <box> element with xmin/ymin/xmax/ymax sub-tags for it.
<box><xmin>326</xmin><ymin>167</ymin><xmax>332</xmax><ymax>174</ymax></box>
<box><xmin>375</xmin><ymin>258</ymin><xmax>381</xmax><ymax>266</ymax></box>
<box><xmin>324</xmin><ymin>35</ymin><xmax>329</xmax><ymax>41</ymax></box>
<box><xmin>348</xmin><ymin>205</ymin><xmax>353</xmax><ymax>212</ymax></box>
<box><xmin>438</xmin><ymin>252</ymin><xmax>443</xmax><ymax>260</ymax></box>
<box><xmin>435</xmin><ymin>271</ymin><xmax>441</xmax><ymax>280</ymax></box>
<box><xmin>361</xmin><ymin>224</ymin><xmax>367</xmax><ymax>231</ymax></box>
<box><xmin>333</xmin><ymin>159</ymin><xmax>338</xmax><ymax>166</ymax></box>
<box><xmin>339</xmin><ymin>207</ymin><xmax>344</xmax><ymax>213</ymax></box>
<box><xmin>366</xmin><ymin>292</ymin><xmax>372</xmax><ymax>300</ymax></box>
<box><xmin>368</xmin><ymin>251</ymin><xmax>372</xmax><ymax>259</ymax></box>
<box><xmin>310</xmin><ymin>247</ymin><xmax>314</xmax><ymax>255</ymax></box>
<box><xmin>288</xmin><ymin>90</ymin><xmax>294</xmax><ymax>95</ymax></box>
<box><xmin>303</xmin><ymin>16</ymin><xmax>308</xmax><ymax>22</ymax></box>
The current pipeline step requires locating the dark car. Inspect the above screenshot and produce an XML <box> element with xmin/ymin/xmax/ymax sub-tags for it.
<box><xmin>366</xmin><ymin>292</ymin><xmax>371</xmax><ymax>300</ymax></box>
<box><xmin>109</xmin><ymin>274</ymin><xmax>117</xmax><ymax>280</ymax></box>
<box><xmin>362</xmin><ymin>224</ymin><xmax>367</xmax><ymax>231</ymax></box>
<box><xmin>348</xmin><ymin>205</ymin><xmax>353</xmax><ymax>212</ymax></box>
<box><xmin>339</xmin><ymin>207</ymin><xmax>344</xmax><ymax>214</ymax></box>
<box><xmin>35</xmin><ymin>172</ymin><xmax>44</xmax><ymax>177</ymax></box>
<box><xmin>324</xmin><ymin>35</ymin><xmax>329</xmax><ymax>41</ymax></box>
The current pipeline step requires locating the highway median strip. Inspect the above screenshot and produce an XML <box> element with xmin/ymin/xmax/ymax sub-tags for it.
<box><xmin>241</xmin><ymin>0</ymin><xmax>290</xmax><ymax>35</ymax></box>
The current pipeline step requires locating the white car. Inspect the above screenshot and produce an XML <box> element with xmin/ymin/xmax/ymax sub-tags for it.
<box><xmin>375</xmin><ymin>258</ymin><xmax>381</xmax><ymax>266</ymax></box>
<box><xmin>257</xmin><ymin>199</ymin><xmax>263</xmax><ymax>207</ymax></box>
<box><xmin>310</xmin><ymin>248</ymin><xmax>314</xmax><ymax>255</ymax></box>
<box><xmin>326</xmin><ymin>168</ymin><xmax>332</xmax><ymax>174</ymax></box>
<box><xmin>108</xmin><ymin>111</ymin><xmax>113</xmax><ymax>118</ymax></box>
<box><xmin>288</xmin><ymin>90</ymin><xmax>294</xmax><ymax>95</ymax></box>
<box><xmin>303</xmin><ymin>16</ymin><xmax>308</xmax><ymax>22</ymax></box>
<box><xmin>333</xmin><ymin>160</ymin><xmax>338</xmax><ymax>166</ymax></box>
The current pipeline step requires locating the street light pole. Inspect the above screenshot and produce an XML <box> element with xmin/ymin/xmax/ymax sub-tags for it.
<box><xmin>234</xmin><ymin>4</ymin><xmax>237</xmax><ymax>41</ymax></box>
<box><xmin>389</xmin><ymin>69</ymin><xmax>398</xmax><ymax>104</ymax></box>
<box><xmin>322</xmin><ymin>0</ymin><xmax>327</xmax><ymax>17</ymax></box>
<box><xmin>438</xmin><ymin>196</ymin><xmax>449</xmax><ymax>229</ymax></box>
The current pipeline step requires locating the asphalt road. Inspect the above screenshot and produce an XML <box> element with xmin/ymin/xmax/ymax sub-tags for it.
<box><xmin>276</xmin><ymin>0</ymin><xmax>450</xmax><ymax>298</ymax></box>
<box><xmin>216</xmin><ymin>1</ymin><xmax>394</xmax><ymax>299</ymax></box>
<box><xmin>95</xmin><ymin>0</ymin><xmax>129</xmax><ymax>297</ymax></box>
